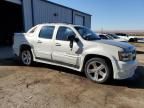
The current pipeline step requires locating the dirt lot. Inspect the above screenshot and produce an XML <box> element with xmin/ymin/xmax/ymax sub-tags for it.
<box><xmin>0</xmin><ymin>44</ymin><xmax>144</xmax><ymax>108</ymax></box>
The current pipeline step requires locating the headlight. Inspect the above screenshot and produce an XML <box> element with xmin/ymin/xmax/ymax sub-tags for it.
<box><xmin>118</xmin><ymin>51</ymin><xmax>136</xmax><ymax>61</ymax></box>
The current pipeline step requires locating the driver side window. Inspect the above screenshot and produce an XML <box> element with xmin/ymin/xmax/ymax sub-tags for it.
<box><xmin>56</xmin><ymin>27</ymin><xmax>75</xmax><ymax>41</ymax></box>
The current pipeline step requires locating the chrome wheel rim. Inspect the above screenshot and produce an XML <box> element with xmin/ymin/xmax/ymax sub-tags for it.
<box><xmin>86</xmin><ymin>61</ymin><xmax>107</xmax><ymax>82</ymax></box>
<box><xmin>21</xmin><ymin>50</ymin><xmax>31</xmax><ymax>65</ymax></box>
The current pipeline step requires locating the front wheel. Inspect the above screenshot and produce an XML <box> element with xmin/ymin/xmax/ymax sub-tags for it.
<box><xmin>20</xmin><ymin>49</ymin><xmax>33</xmax><ymax>66</ymax></box>
<box><xmin>84</xmin><ymin>58</ymin><xmax>112</xmax><ymax>83</ymax></box>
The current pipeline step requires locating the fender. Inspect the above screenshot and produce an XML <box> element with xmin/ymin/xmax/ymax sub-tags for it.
<box><xmin>79</xmin><ymin>47</ymin><xmax>116</xmax><ymax>71</ymax></box>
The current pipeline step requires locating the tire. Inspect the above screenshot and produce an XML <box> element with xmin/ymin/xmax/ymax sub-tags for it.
<box><xmin>20</xmin><ymin>49</ymin><xmax>33</xmax><ymax>66</ymax></box>
<box><xmin>84</xmin><ymin>58</ymin><xmax>112</xmax><ymax>83</ymax></box>
<box><xmin>129</xmin><ymin>38</ymin><xmax>134</xmax><ymax>42</ymax></box>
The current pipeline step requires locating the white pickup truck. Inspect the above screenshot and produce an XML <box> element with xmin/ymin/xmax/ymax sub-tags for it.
<box><xmin>13</xmin><ymin>23</ymin><xmax>138</xmax><ymax>83</ymax></box>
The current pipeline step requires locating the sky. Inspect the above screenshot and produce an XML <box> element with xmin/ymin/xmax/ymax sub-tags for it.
<box><xmin>49</xmin><ymin>0</ymin><xmax>144</xmax><ymax>31</ymax></box>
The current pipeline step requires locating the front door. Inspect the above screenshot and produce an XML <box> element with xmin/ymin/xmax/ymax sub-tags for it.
<box><xmin>52</xmin><ymin>27</ymin><xmax>81</xmax><ymax>68</ymax></box>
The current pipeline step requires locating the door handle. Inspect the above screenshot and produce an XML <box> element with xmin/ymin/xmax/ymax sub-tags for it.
<box><xmin>37</xmin><ymin>40</ymin><xmax>42</xmax><ymax>43</ymax></box>
<box><xmin>56</xmin><ymin>43</ymin><xmax>61</xmax><ymax>46</ymax></box>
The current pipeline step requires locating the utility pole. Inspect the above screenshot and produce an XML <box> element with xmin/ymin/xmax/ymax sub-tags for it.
<box><xmin>101</xmin><ymin>27</ymin><xmax>103</xmax><ymax>34</ymax></box>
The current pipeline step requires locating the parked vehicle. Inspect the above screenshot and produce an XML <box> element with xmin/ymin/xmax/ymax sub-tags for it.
<box><xmin>115</xmin><ymin>33</ymin><xmax>137</xmax><ymax>42</ymax></box>
<box><xmin>13</xmin><ymin>23</ymin><xmax>138</xmax><ymax>83</ymax></box>
<box><xmin>98</xmin><ymin>34</ymin><xmax>113</xmax><ymax>40</ymax></box>
<box><xmin>108</xmin><ymin>34</ymin><xmax>128</xmax><ymax>42</ymax></box>
<box><xmin>99</xmin><ymin>34</ymin><xmax>127</xmax><ymax>42</ymax></box>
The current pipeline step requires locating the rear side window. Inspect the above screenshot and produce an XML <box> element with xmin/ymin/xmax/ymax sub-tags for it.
<box><xmin>56</xmin><ymin>27</ymin><xmax>75</xmax><ymax>41</ymax></box>
<box><xmin>29</xmin><ymin>27</ymin><xmax>37</xmax><ymax>33</ymax></box>
<box><xmin>39</xmin><ymin>26</ymin><xmax>55</xmax><ymax>39</ymax></box>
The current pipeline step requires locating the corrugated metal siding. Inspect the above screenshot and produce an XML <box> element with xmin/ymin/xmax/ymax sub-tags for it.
<box><xmin>22</xmin><ymin>0</ymin><xmax>91</xmax><ymax>31</ymax></box>
<box><xmin>22</xmin><ymin>0</ymin><xmax>33</xmax><ymax>31</ymax></box>
<box><xmin>73</xmin><ymin>11</ymin><xmax>91</xmax><ymax>28</ymax></box>
<box><xmin>74</xmin><ymin>15</ymin><xmax>84</xmax><ymax>26</ymax></box>
<box><xmin>3</xmin><ymin>0</ymin><xmax>91</xmax><ymax>34</ymax></box>
<box><xmin>32</xmin><ymin>0</ymin><xmax>73</xmax><ymax>25</ymax></box>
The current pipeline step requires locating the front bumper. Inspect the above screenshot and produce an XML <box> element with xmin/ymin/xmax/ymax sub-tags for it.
<box><xmin>114</xmin><ymin>60</ymin><xmax>138</xmax><ymax>80</ymax></box>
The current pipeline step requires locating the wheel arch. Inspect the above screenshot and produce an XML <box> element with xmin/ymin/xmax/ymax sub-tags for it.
<box><xmin>20</xmin><ymin>44</ymin><xmax>32</xmax><ymax>52</ymax></box>
<box><xmin>19</xmin><ymin>44</ymin><xmax>36</xmax><ymax>61</ymax></box>
<box><xmin>19</xmin><ymin>44</ymin><xmax>34</xmax><ymax>65</ymax></box>
<box><xmin>82</xmin><ymin>54</ymin><xmax>113</xmax><ymax>76</ymax></box>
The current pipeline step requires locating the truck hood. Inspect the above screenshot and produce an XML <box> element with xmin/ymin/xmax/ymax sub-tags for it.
<box><xmin>92</xmin><ymin>40</ymin><xmax>135</xmax><ymax>51</ymax></box>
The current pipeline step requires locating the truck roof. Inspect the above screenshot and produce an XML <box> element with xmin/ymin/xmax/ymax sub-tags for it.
<box><xmin>37</xmin><ymin>23</ymin><xmax>84</xmax><ymax>27</ymax></box>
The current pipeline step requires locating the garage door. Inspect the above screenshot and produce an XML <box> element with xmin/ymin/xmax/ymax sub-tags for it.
<box><xmin>74</xmin><ymin>15</ymin><xmax>84</xmax><ymax>26</ymax></box>
<box><xmin>0</xmin><ymin>1</ymin><xmax>24</xmax><ymax>46</ymax></box>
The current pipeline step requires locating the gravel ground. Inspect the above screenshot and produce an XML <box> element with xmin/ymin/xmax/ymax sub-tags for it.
<box><xmin>0</xmin><ymin>44</ymin><xmax>144</xmax><ymax>108</ymax></box>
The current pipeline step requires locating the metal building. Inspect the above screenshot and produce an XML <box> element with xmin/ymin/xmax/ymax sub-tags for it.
<box><xmin>0</xmin><ymin>0</ymin><xmax>91</xmax><ymax>45</ymax></box>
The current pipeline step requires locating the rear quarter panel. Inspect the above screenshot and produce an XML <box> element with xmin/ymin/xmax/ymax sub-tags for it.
<box><xmin>13</xmin><ymin>33</ymin><xmax>32</xmax><ymax>56</ymax></box>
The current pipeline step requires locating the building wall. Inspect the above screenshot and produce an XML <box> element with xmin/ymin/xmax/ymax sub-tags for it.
<box><xmin>4</xmin><ymin>0</ymin><xmax>91</xmax><ymax>31</ymax></box>
<box><xmin>33</xmin><ymin>0</ymin><xmax>73</xmax><ymax>25</ymax></box>
<box><xmin>22</xmin><ymin>0</ymin><xmax>33</xmax><ymax>31</ymax></box>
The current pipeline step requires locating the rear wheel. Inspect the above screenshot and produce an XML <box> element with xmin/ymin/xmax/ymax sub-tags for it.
<box><xmin>20</xmin><ymin>49</ymin><xmax>33</xmax><ymax>66</ymax></box>
<box><xmin>84</xmin><ymin>58</ymin><xmax>112</xmax><ymax>83</ymax></box>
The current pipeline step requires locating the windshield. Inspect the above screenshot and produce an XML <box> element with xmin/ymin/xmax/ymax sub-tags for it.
<box><xmin>106</xmin><ymin>35</ymin><xmax>114</xmax><ymax>39</ymax></box>
<box><xmin>75</xmin><ymin>27</ymin><xmax>101</xmax><ymax>41</ymax></box>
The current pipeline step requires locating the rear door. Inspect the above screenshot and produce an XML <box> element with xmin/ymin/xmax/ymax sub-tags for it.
<box><xmin>34</xmin><ymin>26</ymin><xmax>55</xmax><ymax>60</ymax></box>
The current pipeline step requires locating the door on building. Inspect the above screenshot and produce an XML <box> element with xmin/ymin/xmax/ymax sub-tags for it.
<box><xmin>0</xmin><ymin>1</ymin><xmax>24</xmax><ymax>46</ymax></box>
<box><xmin>74</xmin><ymin>15</ymin><xmax>84</xmax><ymax>26</ymax></box>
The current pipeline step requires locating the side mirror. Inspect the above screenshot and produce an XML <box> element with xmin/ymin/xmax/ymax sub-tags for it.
<box><xmin>75</xmin><ymin>37</ymin><xmax>79</xmax><ymax>42</ymax></box>
<box><xmin>68</xmin><ymin>35</ymin><xmax>79</xmax><ymax>42</ymax></box>
<box><xmin>68</xmin><ymin>35</ymin><xmax>80</xmax><ymax>49</ymax></box>
<box><xmin>68</xmin><ymin>35</ymin><xmax>75</xmax><ymax>41</ymax></box>
<box><xmin>68</xmin><ymin>35</ymin><xmax>75</xmax><ymax>49</ymax></box>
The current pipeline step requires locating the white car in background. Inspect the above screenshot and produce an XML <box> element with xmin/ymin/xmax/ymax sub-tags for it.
<box><xmin>98</xmin><ymin>34</ymin><xmax>113</xmax><ymax>40</ymax></box>
<box><xmin>115</xmin><ymin>33</ymin><xmax>138</xmax><ymax>42</ymax></box>
<box><xmin>98</xmin><ymin>34</ymin><xmax>127</xmax><ymax>42</ymax></box>
<box><xmin>108</xmin><ymin>34</ymin><xmax>128</xmax><ymax>42</ymax></box>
